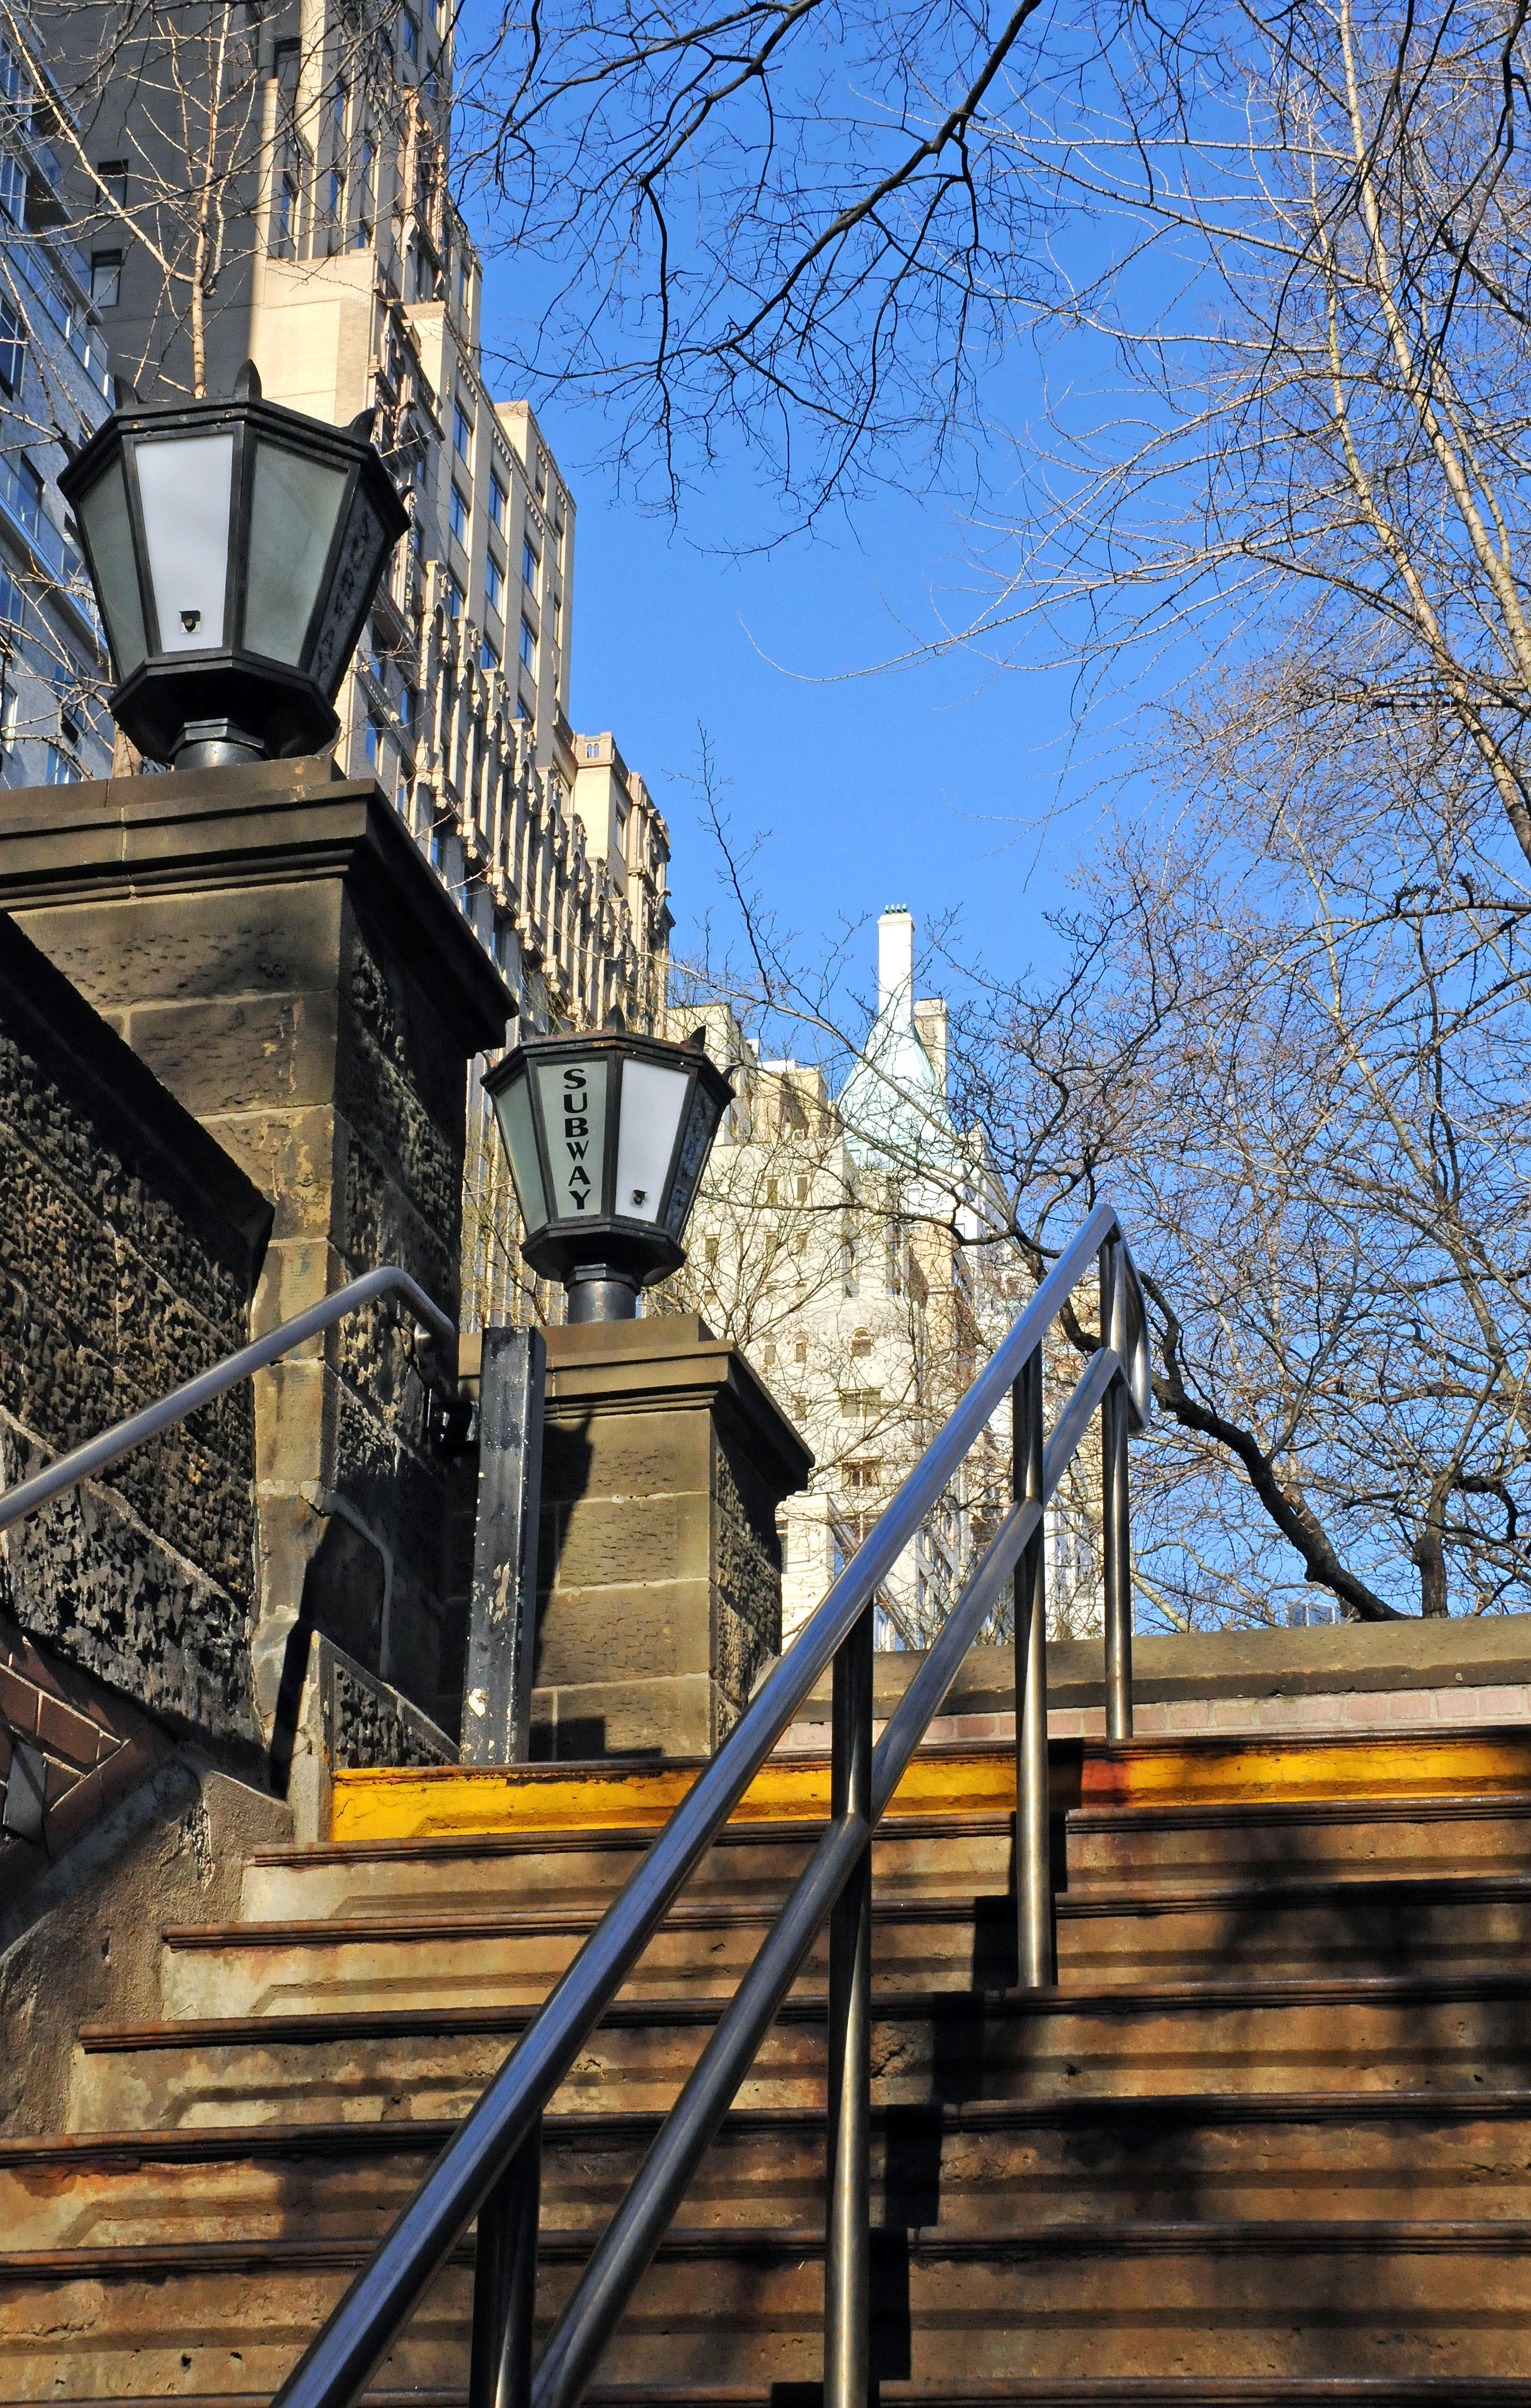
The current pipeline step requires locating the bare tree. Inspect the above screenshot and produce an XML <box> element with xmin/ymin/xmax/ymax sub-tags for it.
<box><xmin>452</xmin><ymin>0</ymin><xmax>1118</xmax><ymax>517</ymax></box>
<box><xmin>952</xmin><ymin>644</ymin><xmax>1531</xmax><ymax>1627</ymax></box>
<box><xmin>929</xmin><ymin>0</ymin><xmax>1531</xmax><ymax>880</ymax></box>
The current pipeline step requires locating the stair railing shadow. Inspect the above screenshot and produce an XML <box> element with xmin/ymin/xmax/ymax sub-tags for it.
<box><xmin>266</xmin><ymin>1199</ymin><xmax>1153</xmax><ymax>2408</ymax></box>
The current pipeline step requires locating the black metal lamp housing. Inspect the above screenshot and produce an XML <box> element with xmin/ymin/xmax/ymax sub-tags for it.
<box><xmin>485</xmin><ymin>1027</ymin><xmax>735</xmax><ymax>1321</ymax></box>
<box><xmin>58</xmin><ymin>360</ymin><xmax>409</xmax><ymax>769</ymax></box>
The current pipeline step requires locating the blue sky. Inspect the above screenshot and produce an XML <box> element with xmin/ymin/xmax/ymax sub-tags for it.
<box><xmin>544</xmin><ymin>444</ymin><xmax>1103</xmax><ymax>1017</ymax></box>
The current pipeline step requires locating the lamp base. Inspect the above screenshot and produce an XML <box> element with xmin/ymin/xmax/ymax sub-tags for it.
<box><xmin>565</xmin><ymin>1265</ymin><xmax>641</xmax><ymax>1322</ymax></box>
<box><xmin>172</xmin><ymin>718</ymin><xmax>267</xmax><ymax>771</ymax></box>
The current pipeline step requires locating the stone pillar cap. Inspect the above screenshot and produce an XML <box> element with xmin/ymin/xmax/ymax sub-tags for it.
<box><xmin>545</xmin><ymin>1312</ymin><xmax>814</xmax><ymax>1494</ymax></box>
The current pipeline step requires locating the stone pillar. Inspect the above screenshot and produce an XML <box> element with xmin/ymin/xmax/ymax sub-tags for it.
<box><xmin>533</xmin><ymin>1315</ymin><xmax>813</xmax><ymax>1760</ymax></box>
<box><xmin>0</xmin><ymin>756</ymin><xmax>513</xmax><ymax>1743</ymax></box>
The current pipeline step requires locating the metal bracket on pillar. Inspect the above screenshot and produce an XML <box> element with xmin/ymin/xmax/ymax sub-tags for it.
<box><xmin>460</xmin><ymin>1325</ymin><xmax>546</xmax><ymax>1766</ymax></box>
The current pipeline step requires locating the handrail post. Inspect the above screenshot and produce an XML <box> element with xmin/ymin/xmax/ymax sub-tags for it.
<box><xmin>1014</xmin><ymin>1345</ymin><xmax>1053</xmax><ymax>1987</ymax></box>
<box><xmin>1099</xmin><ymin>1236</ymin><xmax>1134</xmax><ymax>1742</ymax></box>
<box><xmin>468</xmin><ymin>2112</ymin><xmax>542</xmax><ymax>2408</ymax></box>
<box><xmin>824</xmin><ymin>1598</ymin><xmax>873</xmax><ymax>2408</ymax></box>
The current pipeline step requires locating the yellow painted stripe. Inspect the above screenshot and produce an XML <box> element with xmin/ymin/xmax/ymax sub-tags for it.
<box><xmin>330</xmin><ymin>1728</ymin><xmax>1531</xmax><ymax>1845</ymax></box>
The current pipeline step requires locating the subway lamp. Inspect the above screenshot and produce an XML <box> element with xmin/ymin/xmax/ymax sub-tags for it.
<box><xmin>58</xmin><ymin>359</ymin><xmax>408</xmax><ymax>769</ymax></box>
<box><xmin>485</xmin><ymin>1026</ymin><xmax>734</xmax><ymax>1321</ymax></box>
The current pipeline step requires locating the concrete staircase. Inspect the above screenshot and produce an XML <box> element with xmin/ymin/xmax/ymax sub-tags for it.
<box><xmin>8</xmin><ymin>1729</ymin><xmax>1531</xmax><ymax>2403</ymax></box>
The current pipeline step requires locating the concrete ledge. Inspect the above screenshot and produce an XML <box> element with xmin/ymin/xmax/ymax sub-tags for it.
<box><xmin>792</xmin><ymin>1614</ymin><xmax>1531</xmax><ymax>1723</ymax></box>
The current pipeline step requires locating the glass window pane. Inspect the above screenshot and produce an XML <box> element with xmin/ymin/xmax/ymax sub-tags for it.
<box><xmin>308</xmin><ymin>488</ymin><xmax>388</xmax><ymax>695</ymax></box>
<box><xmin>493</xmin><ymin>1065</ymin><xmax>549</xmax><ymax>1233</ymax></box>
<box><xmin>613</xmin><ymin>1060</ymin><xmax>689</xmax><ymax>1222</ymax></box>
<box><xmin>663</xmin><ymin>1086</ymin><xmax>723</xmax><ymax>1235</ymax></box>
<box><xmin>535</xmin><ymin>1057</ymin><xmax>608</xmax><ymax>1221</ymax></box>
<box><xmin>133</xmin><ymin>432</ymin><xmax>233</xmax><ymax>652</ymax></box>
<box><xmin>76</xmin><ymin>455</ymin><xmax>146</xmax><ymax>676</ymax></box>
<box><xmin>245</xmin><ymin>439</ymin><xmax>347</xmax><ymax>664</ymax></box>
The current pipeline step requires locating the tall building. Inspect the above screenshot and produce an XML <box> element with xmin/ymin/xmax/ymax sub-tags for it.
<box><xmin>0</xmin><ymin>19</ymin><xmax>113</xmax><ymax>788</ymax></box>
<box><xmin>36</xmin><ymin>0</ymin><xmax>670</xmax><ymax>1037</ymax></box>
<box><xmin>675</xmin><ymin>910</ymin><xmax>1020</xmax><ymax>1646</ymax></box>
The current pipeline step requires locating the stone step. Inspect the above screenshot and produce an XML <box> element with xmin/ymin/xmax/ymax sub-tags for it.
<box><xmin>66</xmin><ymin>1974</ymin><xmax>1531</xmax><ymax>2131</ymax></box>
<box><xmin>17</xmin><ymin>2094</ymin><xmax>1531</xmax><ymax>2247</ymax></box>
<box><xmin>239</xmin><ymin>1795</ymin><xmax>1531</xmax><ymax>1925</ymax></box>
<box><xmin>13</xmin><ymin>2389</ymin><xmax>1531</xmax><ymax>2408</ymax></box>
<box><xmin>325</xmin><ymin>1732</ymin><xmax>1531</xmax><ymax>1860</ymax></box>
<box><xmin>10</xmin><ymin>2220</ymin><xmax>1531</xmax><ymax>2393</ymax></box>
<box><xmin>157</xmin><ymin>1875</ymin><xmax>1531</xmax><ymax>2021</ymax></box>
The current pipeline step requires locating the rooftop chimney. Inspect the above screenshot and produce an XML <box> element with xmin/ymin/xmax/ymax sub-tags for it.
<box><xmin>878</xmin><ymin>907</ymin><xmax>914</xmax><ymax>1027</ymax></box>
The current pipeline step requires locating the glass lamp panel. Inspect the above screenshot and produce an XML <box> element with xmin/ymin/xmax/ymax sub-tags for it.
<box><xmin>245</xmin><ymin>440</ymin><xmax>348</xmax><ymax>663</ymax></box>
<box><xmin>663</xmin><ymin>1086</ymin><xmax>725</xmax><ymax>1237</ymax></box>
<box><xmin>75</xmin><ymin>456</ymin><xmax>146</xmax><ymax>677</ymax></box>
<box><xmin>308</xmin><ymin>485</ymin><xmax>388</xmax><ymax>695</ymax></box>
<box><xmin>613</xmin><ymin>1060</ymin><xmax>690</xmax><ymax>1222</ymax></box>
<box><xmin>535</xmin><ymin>1057</ymin><xmax>608</xmax><ymax>1222</ymax></box>
<box><xmin>134</xmin><ymin>433</ymin><xmax>235</xmax><ymax>653</ymax></box>
<box><xmin>492</xmin><ymin>1065</ymin><xmax>550</xmax><ymax>1235</ymax></box>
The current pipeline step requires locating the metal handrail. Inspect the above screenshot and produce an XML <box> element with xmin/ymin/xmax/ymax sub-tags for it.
<box><xmin>271</xmin><ymin>1198</ymin><xmax>1151</xmax><ymax>2408</ymax></box>
<box><xmin>0</xmin><ymin>1264</ymin><xmax>456</xmax><ymax>1539</ymax></box>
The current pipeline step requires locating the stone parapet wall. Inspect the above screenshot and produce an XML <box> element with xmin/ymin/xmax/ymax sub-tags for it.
<box><xmin>0</xmin><ymin>911</ymin><xmax>271</xmax><ymax>1761</ymax></box>
<box><xmin>0</xmin><ymin>762</ymin><xmax>513</xmax><ymax>1745</ymax></box>
<box><xmin>778</xmin><ymin>1614</ymin><xmax>1531</xmax><ymax>1752</ymax></box>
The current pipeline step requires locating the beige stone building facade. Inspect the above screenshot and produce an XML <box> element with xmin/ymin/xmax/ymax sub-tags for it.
<box><xmin>668</xmin><ymin>911</ymin><xmax>1019</xmax><ymax>1647</ymax></box>
<box><xmin>37</xmin><ymin>0</ymin><xmax>671</xmax><ymax>1048</ymax></box>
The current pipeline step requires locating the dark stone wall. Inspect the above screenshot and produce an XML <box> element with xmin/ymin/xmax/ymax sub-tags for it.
<box><xmin>0</xmin><ymin>912</ymin><xmax>271</xmax><ymax>1754</ymax></box>
<box><xmin>0</xmin><ymin>764</ymin><xmax>513</xmax><ymax>1752</ymax></box>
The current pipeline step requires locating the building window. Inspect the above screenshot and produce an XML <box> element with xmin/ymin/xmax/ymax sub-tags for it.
<box><xmin>97</xmin><ymin>159</ymin><xmax>129</xmax><ymax>209</ymax></box>
<box><xmin>0</xmin><ymin>294</ymin><xmax>24</xmax><ymax>394</ymax></box>
<box><xmin>356</xmin><ymin>138</ymin><xmax>376</xmax><ymax>246</ymax></box>
<box><xmin>480</xmin><ymin>631</ymin><xmax>498</xmax><ymax>673</ymax></box>
<box><xmin>275</xmin><ymin>173</ymin><xmax>298</xmax><ymax>255</ymax></box>
<box><xmin>0</xmin><ymin>567</ymin><xmax>22</xmax><ymax>627</ymax></box>
<box><xmin>400</xmin><ymin>682</ymin><xmax>417</xmax><ymax>737</ymax></box>
<box><xmin>521</xmin><ymin>535</ymin><xmax>538</xmax><ymax>590</ymax></box>
<box><xmin>584</xmin><ymin>741</ymin><xmax>599</xmax><ymax>759</ymax></box>
<box><xmin>401</xmin><ymin>9</ymin><xmax>419</xmax><ymax>59</ymax></box>
<box><xmin>453</xmin><ymin>399</ymin><xmax>472</xmax><ymax>459</ymax></box>
<box><xmin>519</xmin><ymin>615</ymin><xmax>535</xmax><ymax>669</ymax></box>
<box><xmin>0</xmin><ymin>155</ymin><xmax>24</xmax><ymax>227</ymax></box>
<box><xmin>45</xmin><ymin>745</ymin><xmax>80</xmax><ymax>784</ymax></box>
<box><xmin>449</xmin><ymin>481</ymin><xmax>468</xmax><ymax>542</ymax></box>
<box><xmin>328</xmin><ymin>168</ymin><xmax>344</xmax><ymax>226</ymax></box>
<box><xmin>489</xmin><ymin>469</ymin><xmax>506</xmax><ymax>531</ymax></box>
<box><xmin>52</xmin><ymin>657</ymin><xmax>80</xmax><ymax>744</ymax></box>
<box><xmin>332</xmin><ymin>82</ymin><xmax>347</xmax><ymax>136</ymax></box>
<box><xmin>534</xmin><ymin>451</ymin><xmax>546</xmax><ymax>498</ymax></box>
<box><xmin>364</xmin><ymin>713</ymin><xmax>387</xmax><ymax>771</ymax></box>
<box><xmin>445</xmin><ymin>571</ymin><xmax>463</xmax><ymax>619</ymax></box>
<box><xmin>90</xmin><ymin>252</ymin><xmax>121</xmax><ymax>308</ymax></box>
<box><xmin>4</xmin><ymin>456</ymin><xmax>42</xmax><ymax>538</ymax></box>
<box><xmin>485</xmin><ymin>551</ymin><xmax>503</xmax><ymax>613</ymax></box>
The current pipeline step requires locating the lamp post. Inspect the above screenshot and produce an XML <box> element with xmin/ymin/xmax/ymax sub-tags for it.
<box><xmin>58</xmin><ymin>359</ymin><xmax>408</xmax><ymax>769</ymax></box>
<box><xmin>485</xmin><ymin>1027</ymin><xmax>734</xmax><ymax>1321</ymax></box>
